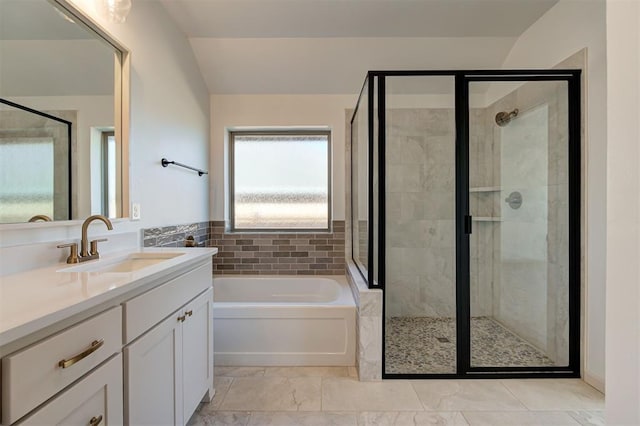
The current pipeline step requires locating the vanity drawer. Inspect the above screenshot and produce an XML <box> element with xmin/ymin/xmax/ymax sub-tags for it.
<box><xmin>1</xmin><ymin>306</ymin><xmax>122</xmax><ymax>425</ymax></box>
<box><xmin>123</xmin><ymin>262</ymin><xmax>211</xmax><ymax>343</ymax></box>
<box><xmin>16</xmin><ymin>354</ymin><xmax>123</xmax><ymax>426</ymax></box>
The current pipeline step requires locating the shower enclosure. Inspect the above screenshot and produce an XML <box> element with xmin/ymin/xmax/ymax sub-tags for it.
<box><xmin>350</xmin><ymin>70</ymin><xmax>581</xmax><ymax>378</ymax></box>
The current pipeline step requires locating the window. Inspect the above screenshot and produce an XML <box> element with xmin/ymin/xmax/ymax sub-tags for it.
<box><xmin>101</xmin><ymin>131</ymin><xmax>117</xmax><ymax>218</ymax></box>
<box><xmin>0</xmin><ymin>137</ymin><xmax>54</xmax><ymax>222</ymax></box>
<box><xmin>229</xmin><ymin>130</ymin><xmax>331</xmax><ymax>231</ymax></box>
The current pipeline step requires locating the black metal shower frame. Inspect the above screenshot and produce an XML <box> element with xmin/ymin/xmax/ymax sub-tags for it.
<box><xmin>350</xmin><ymin>69</ymin><xmax>582</xmax><ymax>379</ymax></box>
<box><xmin>0</xmin><ymin>98</ymin><xmax>73</xmax><ymax>220</ymax></box>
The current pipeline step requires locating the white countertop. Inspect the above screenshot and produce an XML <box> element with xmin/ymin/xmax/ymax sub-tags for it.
<box><xmin>0</xmin><ymin>247</ymin><xmax>217</xmax><ymax>347</ymax></box>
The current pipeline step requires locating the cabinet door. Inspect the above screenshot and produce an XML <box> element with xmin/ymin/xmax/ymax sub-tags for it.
<box><xmin>125</xmin><ymin>311</ymin><xmax>183</xmax><ymax>426</ymax></box>
<box><xmin>18</xmin><ymin>354</ymin><xmax>123</xmax><ymax>426</ymax></box>
<box><xmin>182</xmin><ymin>288</ymin><xmax>213</xmax><ymax>421</ymax></box>
<box><xmin>3</xmin><ymin>306</ymin><xmax>122</xmax><ymax>425</ymax></box>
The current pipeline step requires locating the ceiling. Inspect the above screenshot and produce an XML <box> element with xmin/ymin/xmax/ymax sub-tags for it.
<box><xmin>161</xmin><ymin>0</ymin><xmax>559</xmax><ymax>39</ymax></box>
<box><xmin>161</xmin><ymin>0</ymin><xmax>559</xmax><ymax>95</ymax></box>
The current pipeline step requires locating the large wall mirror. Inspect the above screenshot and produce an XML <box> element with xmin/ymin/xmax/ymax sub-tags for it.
<box><xmin>0</xmin><ymin>0</ymin><xmax>129</xmax><ymax>224</ymax></box>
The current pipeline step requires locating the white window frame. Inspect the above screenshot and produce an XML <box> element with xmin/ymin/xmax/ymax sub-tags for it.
<box><xmin>228</xmin><ymin>129</ymin><xmax>332</xmax><ymax>232</ymax></box>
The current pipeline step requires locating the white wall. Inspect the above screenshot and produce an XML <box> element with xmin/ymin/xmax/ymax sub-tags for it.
<box><xmin>210</xmin><ymin>95</ymin><xmax>357</xmax><ymax>222</ymax></box>
<box><xmin>499</xmin><ymin>0</ymin><xmax>607</xmax><ymax>389</ymax></box>
<box><xmin>605</xmin><ymin>1</ymin><xmax>640</xmax><ymax>423</ymax></box>
<box><xmin>0</xmin><ymin>1</ymin><xmax>210</xmax><ymax>248</ymax></box>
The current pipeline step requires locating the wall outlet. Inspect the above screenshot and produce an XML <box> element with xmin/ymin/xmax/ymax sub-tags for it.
<box><xmin>131</xmin><ymin>203</ymin><xmax>141</xmax><ymax>220</ymax></box>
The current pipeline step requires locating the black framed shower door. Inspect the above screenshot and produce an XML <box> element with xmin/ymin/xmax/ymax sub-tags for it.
<box><xmin>350</xmin><ymin>70</ymin><xmax>581</xmax><ymax>379</ymax></box>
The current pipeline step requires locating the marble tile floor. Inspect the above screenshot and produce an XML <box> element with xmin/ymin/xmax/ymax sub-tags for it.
<box><xmin>385</xmin><ymin>317</ymin><xmax>555</xmax><ymax>374</ymax></box>
<box><xmin>187</xmin><ymin>366</ymin><xmax>604</xmax><ymax>426</ymax></box>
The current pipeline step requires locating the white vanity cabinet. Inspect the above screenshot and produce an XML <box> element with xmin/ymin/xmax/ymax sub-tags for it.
<box><xmin>124</xmin><ymin>308</ymin><xmax>183</xmax><ymax>425</ymax></box>
<box><xmin>2</xmin><ymin>307</ymin><xmax>122</xmax><ymax>425</ymax></box>
<box><xmin>124</xmin><ymin>265</ymin><xmax>214</xmax><ymax>425</ymax></box>
<box><xmin>181</xmin><ymin>288</ymin><xmax>214</xmax><ymax>420</ymax></box>
<box><xmin>17</xmin><ymin>354</ymin><xmax>123</xmax><ymax>426</ymax></box>
<box><xmin>0</xmin><ymin>249</ymin><xmax>216</xmax><ymax>426</ymax></box>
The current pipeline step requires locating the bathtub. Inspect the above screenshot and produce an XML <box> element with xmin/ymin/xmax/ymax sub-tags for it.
<box><xmin>213</xmin><ymin>276</ymin><xmax>356</xmax><ymax>366</ymax></box>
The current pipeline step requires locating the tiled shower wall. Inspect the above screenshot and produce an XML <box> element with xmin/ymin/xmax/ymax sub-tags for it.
<box><xmin>385</xmin><ymin>108</ymin><xmax>457</xmax><ymax>318</ymax></box>
<box><xmin>143</xmin><ymin>221</ymin><xmax>346</xmax><ymax>275</ymax></box>
<box><xmin>480</xmin><ymin>79</ymin><xmax>571</xmax><ymax>365</ymax></box>
<box><xmin>210</xmin><ymin>220</ymin><xmax>345</xmax><ymax>275</ymax></box>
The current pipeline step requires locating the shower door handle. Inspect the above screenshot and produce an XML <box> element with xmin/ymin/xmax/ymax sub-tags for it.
<box><xmin>464</xmin><ymin>215</ymin><xmax>473</xmax><ymax>234</ymax></box>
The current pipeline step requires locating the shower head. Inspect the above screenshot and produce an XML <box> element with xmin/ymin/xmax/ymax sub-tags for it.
<box><xmin>495</xmin><ymin>109</ymin><xmax>519</xmax><ymax>127</ymax></box>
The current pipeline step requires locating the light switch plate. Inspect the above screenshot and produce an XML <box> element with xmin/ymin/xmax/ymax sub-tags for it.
<box><xmin>131</xmin><ymin>203</ymin><xmax>141</xmax><ymax>220</ymax></box>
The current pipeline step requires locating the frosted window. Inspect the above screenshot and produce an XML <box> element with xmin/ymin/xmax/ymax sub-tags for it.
<box><xmin>106</xmin><ymin>134</ymin><xmax>117</xmax><ymax>217</ymax></box>
<box><xmin>231</xmin><ymin>133</ymin><xmax>330</xmax><ymax>230</ymax></box>
<box><xmin>0</xmin><ymin>137</ymin><xmax>54</xmax><ymax>222</ymax></box>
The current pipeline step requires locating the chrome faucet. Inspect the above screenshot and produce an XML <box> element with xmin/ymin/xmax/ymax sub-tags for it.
<box><xmin>58</xmin><ymin>215</ymin><xmax>114</xmax><ymax>264</ymax></box>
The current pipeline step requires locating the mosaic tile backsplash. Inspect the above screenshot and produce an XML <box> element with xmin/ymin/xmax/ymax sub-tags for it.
<box><xmin>142</xmin><ymin>220</ymin><xmax>346</xmax><ymax>275</ymax></box>
<box><xmin>143</xmin><ymin>221</ymin><xmax>210</xmax><ymax>248</ymax></box>
<box><xmin>210</xmin><ymin>220</ymin><xmax>345</xmax><ymax>275</ymax></box>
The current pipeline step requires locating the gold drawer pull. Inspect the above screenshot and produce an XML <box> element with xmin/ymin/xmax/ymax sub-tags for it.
<box><xmin>89</xmin><ymin>414</ymin><xmax>103</xmax><ymax>426</ymax></box>
<box><xmin>178</xmin><ymin>315</ymin><xmax>186</xmax><ymax>322</ymax></box>
<box><xmin>185</xmin><ymin>310</ymin><xmax>193</xmax><ymax>317</ymax></box>
<box><xmin>58</xmin><ymin>340</ymin><xmax>104</xmax><ymax>369</ymax></box>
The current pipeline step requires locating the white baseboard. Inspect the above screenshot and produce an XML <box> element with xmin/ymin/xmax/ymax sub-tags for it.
<box><xmin>584</xmin><ymin>371</ymin><xmax>605</xmax><ymax>393</ymax></box>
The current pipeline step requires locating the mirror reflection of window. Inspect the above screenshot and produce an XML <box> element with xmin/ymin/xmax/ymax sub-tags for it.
<box><xmin>0</xmin><ymin>138</ymin><xmax>54</xmax><ymax>223</ymax></box>
<box><xmin>101</xmin><ymin>131</ymin><xmax>117</xmax><ymax>218</ymax></box>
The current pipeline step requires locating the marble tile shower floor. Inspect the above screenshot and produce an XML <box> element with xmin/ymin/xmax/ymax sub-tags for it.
<box><xmin>385</xmin><ymin>317</ymin><xmax>555</xmax><ymax>374</ymax></box>
<box><xmin>188</xmin><ymin>367</ymin><xmax>604</xmax><ymax>426</ymax></box>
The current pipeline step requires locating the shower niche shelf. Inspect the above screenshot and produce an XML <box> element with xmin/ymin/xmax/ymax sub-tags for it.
<box><xmin>469</xmin><ymin>186</ymin><xmax>501</xmax><ymax>193</ymax></box>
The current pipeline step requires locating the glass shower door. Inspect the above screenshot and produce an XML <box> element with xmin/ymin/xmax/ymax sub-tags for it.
<box><xmin>383</xmin><ymin>75</ymin><xmax>457</xmax><ymax>375</ymax></box>
<box><xmin>467</xmin><ymin>78</ymin><xmax>574</xmax><ymax>369</ymax></box>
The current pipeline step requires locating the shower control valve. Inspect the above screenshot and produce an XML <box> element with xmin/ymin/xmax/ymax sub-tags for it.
<box><xmin>505</xmin><ymin>191</ymin><xmax>523</xmax><ymax>209</ymax></box>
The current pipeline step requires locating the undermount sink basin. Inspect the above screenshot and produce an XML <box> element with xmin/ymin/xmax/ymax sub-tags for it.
<box><xmin>59</xmin><ymin>252</ymin><xmax>185</xmax><ymax>273</ymax></box>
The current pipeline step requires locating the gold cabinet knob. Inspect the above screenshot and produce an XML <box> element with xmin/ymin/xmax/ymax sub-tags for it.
<box><xmin>178</xmin><ymin>315</ymin><xmax>186</xmax><ymax>322</ymax></box>
<box><xmin>89</xmin><ymin>414</ymin><xmax>103</xmax><ymax>425</ymax></box>
<box><xmin>185</xmin><ymin>310</ymin><xmax>193</xmax><ymax>317</ymax></box>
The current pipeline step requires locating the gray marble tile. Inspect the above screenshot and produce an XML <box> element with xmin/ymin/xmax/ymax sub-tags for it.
<box><xmin>412</xmin><ymin>380</ymin><xmax>526</xmax><ymax>411</ymax></box>
<box><xmin>358</xmin><ymin>288</ymin><xmax>382</xmax><ymax>318</ymax></box>
<box><xmin>400</xmin><ymin>136</ymin><xmax>428</xmax><ymax>165</ymax></box>
<box><xmin>262</xmin><ymin>367</ymin><xmax>349</xmax><ymax>378</ymax></box>
<box><xmin>358</xmin><ymin>316</ymin><xmax>382</xmax><ymax>381</ymax></box>
<box><xmin>500</xmin><ymin>380</ymin><xmax>604</xmax><ymax>411</ymax></box>
<box><xmin>196</xmin><ymin>377</ymin><xmax>234</xmax><ymax>412</ymax></box>
<box><xmin>322</xmin><ymin>378</ymin><xmax>423</xmax><ymax>411</ymax></box>
<box><xmin>462</xmin><ymin>411</ymin><xmax>580</xmax><ymax>426</ymax></box>
<box><xmin>220</xmin><ymin>377</ymin><xmax>321</xmax><ymax>411</ymax></box>
<box><xmin>143</xmin><ymin>227</ymin><xmax>162</xmax><ymax>237</ymax></box>
<box><xmin>358</xmin><ymin>359</ymin><xmax>382</xmax><ymax>382</ymax></box>
<box><xmin>143</xmin><ymin>237</ymin><xmax>157</xmax><ymax>247</ymax></box>
<box><xmin>567</xmin><ymin>411</ymin><xmax>605</xmax><ymax>426</ymax></box>
<box><xmin>247</xmin><ymin>411</ymin><xmax>357</xmax><ymax>426</ymax></box>
<box><xmin>215</xmin><ymin>367</ymin><xmax>266</xmax><ymax>377</ymax></box>
<box><xmin>188</xmin><ymin>411</ymin><xmax>251</xmax><ymax>426</ymax></box>
<box><xmin>358</xmin><ymin>411</ymin><xmax>468</xmax><ymax>426</ymax></box>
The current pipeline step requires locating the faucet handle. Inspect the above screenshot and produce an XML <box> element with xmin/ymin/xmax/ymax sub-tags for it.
<box><xmin>57</xmin><ymin>243</ymin><xmax>79</xmax><ymax>264</ymax></box>
<box><xmin>89</xmin><ymin>238</ymin><xmax>108</xmax><ymax>256</ymax></box>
